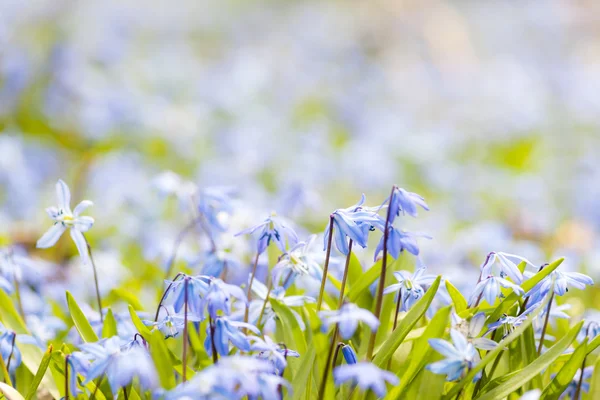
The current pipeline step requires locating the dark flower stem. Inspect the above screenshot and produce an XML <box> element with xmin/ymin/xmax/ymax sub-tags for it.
<box><xmin>182</xmin><ymin>277</ymin><xmax>190</xmax><ymax>382</ymax></box>
<box><xmin>64</xmin><ymin>355</ymin><xmax>70</xmax><ymax>400</ymax></box>
<box><xmin>331</xmin><ymin>342</ymin><xmax>345</xmax><ymax>369</ymax></box>
<box><xmin>122</xmin><ymin>386</ymin><xmax>129</xmax><ymax>400</ymax></box>
<box><xmin>337</xmin><ymin>240</ymin><xmax>353</xmax><ymax>307</ymax></box>
<box><xmin>5</xmin><ymin>333</ymin><xmax>16</xmax><ymax>372</ymax></box>
<box><xmin>318</xmin><ymin>325</ymin><xmax>339</xmax><ymax>400</ymax></box>
<box><xmin>537</xmin><ymin>290</ymin><xmax>555</xmax><ymax>355</ymax></box>
<box><xmin>154</xmin><ymin>272</ymin><xmax>184</xmax><ymax>321</ymax></box>
<box><xmin>209</xmin><ymin>316</ymin><xmax>219</xmax><ymax>364</ymax></box>
<box><xmin>317</xmin><ymin>216</ymin><xmax>335</xmax><ymax>311</ymax></box>
<box><xmin>244</xmin><ymin>253</ymin><xmax>260</xmax><ymax>324</ymax></box>
<box><xmin>366</xmin><ymin>185</ymin><xmax>395</xmax><ymax>360</ymax></box>
<box><xmin>256</xmin><ymin>280</ymin><xmax>274</xmax><ymax>329</ymax></box>
<box><xmin>83</xmin><ymin>235</ymin><xmax>104</xmax><ymax>323</ymax></box>
<box><xmin>574</xmin><ymin>325</ymin><xmax>594</xmax><ymax>400</ymax></box>
<box><xmin>387</xmin><ymin>288</ymin><xmax>403</xmax><ymax>370</ymax></box>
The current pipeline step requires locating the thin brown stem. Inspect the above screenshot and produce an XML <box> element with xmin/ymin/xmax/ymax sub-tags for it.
<box><xmin>154</xmin><ymin>272</ymin><xmax>184</xmax><ymax>321</ymax></box>
<box><xmin>84</xmin><ymin>235</ymin><xmax>103</xmax><ymax>322</ymax></box>
<box><xmin>244</xmin><ymin>253</ymin><xmax>260</xmax><ymax>324</ymax></box>
<box><xmin>366</xmin><ymin>185</ymin><xmax>395</xmax><ymax>360</ymax></box>
<box><xmin>317</xmin><ymin>216</ymin><xmax>335</xmax><ymax>311</ymax></box>
<box><xmin>182</xmin><ymin>277</ymin><xmax>189</xmax><ymax>382</ymax></box>
<box><xmin>537</xmin><ymin>291</ymin><xmax>555</xmax><ymax>355</ymax></box>
<box><xmin>257</xmin><ymin>280</ymin><xmax>274</xmax><ymax>329</ymax></box>
<box><xmin>122</xmin><ymin>386</ymin><xmax>129</xmax><ymax>400</ymax></box>
<box><xmin>5</xmin><ymin>333</ymin><xmax>16</xmax><ymax>372</ymax></box>
<box><xmin>337</xmin><ymin>240</ymin><xmax>353</xmax><ymax>308</ymax></box>
<box><xmin>387</xmin><ymin>288</ymin><xmax>403</xmax><ymax>370</ymax></box>
<box><xmin>209</xmin><ymin>316</ymin><xmax>219</xmax><ymax>364</ymax></box>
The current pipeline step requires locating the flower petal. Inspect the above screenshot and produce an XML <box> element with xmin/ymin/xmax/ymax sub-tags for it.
<box><xmin>36</xmin><ymin>224</ymin><xmax>66</xmax><ymax>248</ymax></box>
<box><xmin>56</xmin><ymin>179</ymin><xmax>72</xmax><ymax>211</ymax></box>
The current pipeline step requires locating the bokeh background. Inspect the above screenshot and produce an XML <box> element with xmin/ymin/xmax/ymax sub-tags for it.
<box><xmin>1</xmin><ymin>0</ymin><xmax>600</xmax><ymax>309</ymax></box>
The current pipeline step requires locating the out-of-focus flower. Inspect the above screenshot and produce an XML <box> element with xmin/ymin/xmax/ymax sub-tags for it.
<box><xmin>374</xmin><ymin>227</ymin><xmax>431</xmax><ymax>260</ymax></box>
<box><xmin>36</xmin><ymin>179</ymin><xmax>94</xmax><ymax>265</ymax></box>
<box><xmin>319</xmin><ymin>303</ymin><xmax>379</xmax><ymax>339</ymax></box>
<box><xmin>65</xmin><ymin>352</ymin><xmax>91</xmax><ymax>396</ymax></box>
<box><xmin>204</xmin><ymin>317</ymin><xmax>259</xmax><ymax>356</ymax></box>
<box><xmin>383</xmin><ymin>264</ymin><xmax>436</xmax><ymax>311</ymax></box>
<box><xmin>333</xmin><ymin>362</ymin><xmax>399</xmax><ymax>397</ymax></box>
<box><xmin>250</xmin><ymin>335</ymin><xmax>299</xmax><ymax>373</ymax></box>
<box><xmin>272</xmin><ymin>235</ymin><xmax>323</xmax><ymax>288</ymax></box>
<box><xmin>201</xmin><ymin>249</ymin><xmax>240</xmax><ymax>278</ymax></box>
<box><xmin>468</xmin><ymin>274</ymin><xmax>524</xmax><ymax>306</ymax></box>
<box><xmin>324</xmin><ymin>194</ymin><xmax>383</xmax><ymax>255</ymax></box>
<box><xmin>202</xmin><ymin>278</ymin><xmax>247</xmax><ymax>319</ymax></box>
<box><xmin>236</xmin><ymin>213</ymin><xmax>298</xmax><ymax>255</ymax></box>
<box><xmin>560</xmin><ymin>366</ymin><xmax>593</xmax><ymax>400</ymax></box>
<box><xmin>480</xmin><ymin>252</ymin><xmax>535</xmax><ymax>284</ymax></box>
<box><xmin>453</xmin><ymin>312</ymin><xmax>498</xmax><ymax>350</ymax></box>
<box><xmin>144</xmin><ymin>313</ymin><xmax>201</xmax><ymax>339</ymax></box>
<box><xmin>526</xmin><ymin>269</ymin><xmax>594</xmax><ymax>305</ymax></box>
<box><xmin>197</xmin><ymin>186</ymin><xmax>235</xmax><ymax>233</ymax></box>
<box><xmin>386</xmin><ymin>187</ymin><xmax>429</xmax><ymax>223</ymax></box>
<box><xmin>163</xmin><ymin>274</ymin><xmax>211</xmax><ymax>315</ymax></box>
<box><xmin>81</xmin><ymin>336</ymin><xmax>158</xmax><ymax>394</ymax></box>
<box><xmin>427</xmin><ymin>330</ymin><xmax>480</xmax><ymax>381</ymax></box>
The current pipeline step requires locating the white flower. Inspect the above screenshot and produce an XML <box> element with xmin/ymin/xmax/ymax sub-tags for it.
<box><xmin>36</xmin><ymin>179</ymin><xmax>94</xmax><ymax>264</ymax></box>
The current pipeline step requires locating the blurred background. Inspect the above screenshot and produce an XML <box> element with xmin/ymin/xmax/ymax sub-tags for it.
<box><xmin>1</xmin><ymin>0</ymin><xmax>600</xmax><ymax>303</ymax></box>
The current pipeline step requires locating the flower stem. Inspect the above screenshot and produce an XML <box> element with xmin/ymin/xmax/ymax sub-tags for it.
<box><xmin>244</xmin><ymin>253</ymin><xmax>260</xmax><ymax>324</ymax></box>
<box><xmin>317</xmin><ymin>216</ymin><xmax>335</xmax><ymax>311</ymax></box>
<box><xmin>386</xmin><ymin>288</ymin><xmax>403</xmax><ymax>370</ymax></box>
<box><xmin>122</xmin><ymin>386</ymin><xmax>129</xmax><ymax>400</ymax></box>
<box><xmin>366</xmin><ymin>185</ymin><xmax>395</xmax><ymax>360</ymax></box>
<box><xmin>64</xmin><ymin>355</ymin><xmax>70</xmax><ymax>400</ymax></box>
<box><xmin>5</xmin><ymin>333</ymin><xmax>16</xmax><ymax>372</ymax></box>
<box><xmin>209</xmin><ymin>316</ymin><xmax>219</xmax><ymax>364</ymax></box>
<box><xmin>257</xmin><ymin>279</ymin><xmax>273</xmax><ymax>329</ymax></box>
<box><xmin>337</xmin><ymin>240</ymin><xmax>353</xmax><ymax>308</ymax></box>
<box><xmin>84</xmin><ymin>235</ymin><xmax>104</xmax><ymax>322</ymax></box>
<box><xmin>318</xmin><ymin>325</ymin><xmax>339</xmax><ymax>400</ymax></box>
<box><xmin>574</xmin><ymin>360</ymin><xmax>586</xmax><ymax>400</ymax></box>
<box><xmin>182</xmin><ymin>277</ymin><xmax>189</xmax><ymax>382</ymax></box>
<box><xmin>537</xmin><ymin>290</ymin><xmax>555</xmax><ymax>355</ymax></box>
<box><xmin>154</xmin><ymin>272</ymin><xmax>184</xmax><ymax>321</ymax></box>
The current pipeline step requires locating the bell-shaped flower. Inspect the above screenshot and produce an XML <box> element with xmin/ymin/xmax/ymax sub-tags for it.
<box><xmin>236</xmin><ymin>213</ymin><xmax>298</xmax><ymax>255</ymax></box>
<box><xmin>374</xmin><ymin>227</ymin><xmax>431</xmax><ymax>260</ymax></box>
<box><xmin>65</xmin><ymin>352</ymin><xmax>91</xmax><ymax>396</ymax></box>
<box><xmin>81</xmin><ymin>336</ymin><xmax>158</xmax><ymax>394</ymax></box>
<box><xmin>452</xmin><ymin>312</ymin><xmax>498</xmax><ymax>350</ymax></box>
<box><xmin>341</xmin><ymin>344</ymin><xmax>357</xmax><ymax>364</ymax></box>
<box><xmin>427</xmin><ymin>330</ymin><xmax>480</xmax><ymax>381</ymax></box>
<box><xmin>333</xmin><ymin>362</ymin><xmax>399</xmax><ymax>397</ymax></box>
<box><xmin>204</xmin><ymin>317</ymin><xmax>259</xmax><ymax>356</ymax></box>
<box><xmin>383</xmin><ymin>264</ymin><xmax>436</xmax><ymax>311</ymax></box>
<box><xmin>202</xmin><ymin>278</ymin><xmax>247</xmax><ymax>319</ymax></box>
<box><xmin>271</xmin><ymin>235</ymin><xmax>322</xmax><ymax>288</ymax></box>
<box><xmin>480</xmin><ymin>252</ymin><xmax>536</xmax><ymax>285</ymax></box>
<box><xmin>144</xmin><ymin>313</ymin><xmax>202</xmax><ymax>339</ymax></box>
<box><xmin>319</xmin><ymin>303</ymin><xmax>379</xmax><ymax>339</ymax></box>
<box><xmin>250</xmin><ymin>335</ymin><xmax>299</xmax><ymax>373</ymax></box>
<box><xmin>324</xmin><ymin>194</ymin><xmax>384</xmax><ymax>255</ymax></box>
<box><xmin>163</xmin><ymin>274</ymin><xmax>211</xmax><ymax>315</ymax></box>
<box><xmin>201</xmin><ymin>249</ymin><xmax>240</xmax><ymax>278</ymax></box>
<box><xmin>468</xmin><ymin>274</ymin><xmax>524</xmax><ymax>306</ymax></box>
<box><xmin>526</xmin><ymin>269</ymin><xmax>593</xmax><ymax>305</ymax></box>
<box><xmin>36</xmin><ymin>179</ymin><xmax>94</xmax><ymax>264</ymax></box>
<box><xmin>386</xmin><ymin>186</ymin><xmax>429</xmax><ymax>223</ymax></box>
<box><xmin>197</xmin><ymin>186</ymin><xmax>235</xmax><ymax>233</ymax></box>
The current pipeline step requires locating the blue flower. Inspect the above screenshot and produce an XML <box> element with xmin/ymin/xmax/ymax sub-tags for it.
<box><xmin>427</xmin><ymin>330</ymin><xmax>480</xmax><ymax>381</ymax></box>
<box><xmin>468</xmin><ymin>274</ymin><xmax>524</xmax><ymax>306</ymax></box>
<box><xmin>487</xmin><ymin>305</ymin><xmax>539</xmax><ymax>337</ymax></box>
<box><xmin>204</xmin><ymin>317</ymin><xmax>259</xmax><ymax>356</ymax></box>
<box><xmin>319</xmin><ymin>303</ymin><xmax>379</xmax><ymax>339</ymax></box>
<box><xmin>341</xmin><ymin>344</ymin><xmax>357</xmax><ymax>364</ymax></box>
<box><xmin>197</xmin><ymin>186</ymin><xmax>235</xmax><ymax>233</ymax></box>
<box><xmin>324</xmin><ymin>194</ymin><xmax>383</xmax><ymax>255</ymax></box>
<box><xmin>236</xmin><ymin>213</ymin><xmax>298</xmax><ymax>254</ymax></box>
<box><xmin>333</xmin><ymin>362</ymin><xmax>399</xmax><ymax>397</ymax></box>
<box><xmin>480</xmin><ymin>252</ymin><xmax>535</xmax><ymax>285</ymax></box>
<box><xmin>374</xmin><ymin>227</ymin><xmax>431</xmax><ymax>260</ymax></box>
<box><xmin>386</xmin><ymin>186</ymin><xmax>429</xmax><ymax>223</ymax></box>
<box><xmin>164</xmin><ymin>274</ymin><xmax>211</xmax><ymax>315</ymax></box>
<box><xmin>144</xmin><ymin>313</ymin><xmax>201</xmax><ymax>339</ymax></box>
<box><xmin>81</xmin><ymin>336</ymin><xmax>158</xmax><ymax>394</ymax></box>
<box><xmin>271</xmin><ymin>235</ymin><xmax>323</xmax><ymax>288</ymax></box>
<box><xmin>200</xmin><ymin>249</ymin><xmax>240</xmax><ymax>278</ymax></box>
<box><xmin>0</xmin><ymin>274</ymin><xmax>13</xmax><ymax>294</ymax></box>
<box><xmin>0</xmin><ymin>324</ymin><xmax>37</xmax><ymax>374</ymax></box>
<box><xmin>65</xmin><ymin>352</ymin><xmax>91</xmax><ymax>396</ymax></box>
<box><xmin>561</xmin><ymin>366</ymin><xmax>593</xmax><ymax>400</ymax></box>
<box><xmin>202</xmin><ymin>278</ymin><xmax>247</xmax><ymax>319</ymax></box>
<box><xmin>250</xmin><ymin>335</ymin><xmax>299</xmax><ymax>373</ymax></box>
<box><xmin>452</xmin><ymin>312</ymin><xmax>498</xmax><ymax>351</ymax></box>
<box><xmin>36</xmin><ymin>179</ymin><xmax>94</xmax><ymax>265</ymax></box>
<box><xmin>526</xmin><ymin>269</ymin><xmax>594</xmax><ymax>305</ymax></box>
<box><xmin>383</xmin><ymin>264</ymin><xmax>436</xmax><ymax>311</ymax></box>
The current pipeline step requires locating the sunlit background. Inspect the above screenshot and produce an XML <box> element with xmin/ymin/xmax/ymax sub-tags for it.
<box><xmin>1</xmin><ymin>0</ymin><xmax>600</xmax><ymax>308</ymax></box>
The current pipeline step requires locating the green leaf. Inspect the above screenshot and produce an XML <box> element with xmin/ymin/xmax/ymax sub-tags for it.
<box><xmin>372</xmin><ymin>276</ymin><xmax>442</xmax><ymax>367</ymax></box>
<box><xmin>443</xmin><ymin>294</ymin><xmax>550</xmax><ymax>400</ymax></box>
<box><xmin>66</xmin><ymin>291</ymin><xmax>99</xmax><ymax>343</ymax></box>
<box><xmin>589</xmin><ymin>353</ymin><xmax>600</xmax><ymax>399</ymax></box>
<box><xmin>128</xmin><ymin>305</ymin><xmax>152</xmax><ymax>337</ymax></box>
<box><xmin>475</xmin><ymin>321</ymin><xmax>583</xmax><ymax>400</ymax></box>
<box><xmin>24</xmin><ymin>345</ymin><xmax>53</xmax><ymax>400</ymax></box>
<box><xmin>105</xmin><ymin>288</ymin><xmax>144</xmax><ymax>311</ymax></box>
<box><xmin>388</xmin><ymin>305</ymin><xmax>452</xmax><ymax>398</ymax></box>
<box><xmin>270</xmin><ymin>298</ymin><xmax>307</xmax><ymax>355</ymax></box>
<box><xmin>347</xmin><ymin>259</ymin><xmax>383</xmax><ymax>303</ymax></box>
<box><xmin>488</xmin><ymin>258</ymin><xmax>563</xmax><ymax>322</ymax></box>
<box><xmin>0</xmin><ymin>382</ymin><xmax>25</xmax><ymax>400</ymax></box>
<box><xmin>0</xmin><ymin>289</ymin><xmax>27</xmax><ymax>333</ymax></box>
<box><xmin>102</xmin><ymin>308</ymin><xmax>118</xmax><ymax>338</ymax></box>
<box><xmin>147</xmin><ymin>329</ymin><xmax>177</xmax><ymax>389</ymax></box>
<box><xmin>346</xmin><ymin>252</ymin><xmax>363</xmax><ymax>289</ymax></box>
<box><xmin>445</xmin><ymin>280</ymin><xmax>467</xmax><ymax>313</ymax></box>
<box><xmin>541</xmin><ymin>339</ymin><xmax>588</xmax><ymax>400</ymax></box>
<box><xmin>292</xmin><ymin>346</ymin><xmax>316</xmax><ymax>400</ymax></box>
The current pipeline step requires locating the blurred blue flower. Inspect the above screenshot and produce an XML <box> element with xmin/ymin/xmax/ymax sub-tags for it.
<box><xmin>387</xmin><ymin>186</ymin><xmax>429</xmax><ymax>223</ymax></box>
<box><xmin>236</xmin><ymin>213</ymin><xmax>298</xmax><ymax>255</ymax></box>
<box><xmin>341</xmin><ymin>344</ymin><xmax>357</xmax><ymax>364</ymax></box>
<box><xmin>333</xmin><ymin>362</ymin><xmax>399</xmax><ymax>397</ymax></box>
<box><xmin>81</xmin><ymin>336</ymin><xmax>158</xmax><ymax>394</ymax></box>
<box><xmin>271</xmin><ymin>235</ymin><xmax>323</xmax><ymax>288</ymax></box>
<box><xmin>383</xmin><ymin>264</ymin><xmax>436</xmax><ymax>311</ymax></box>
<box><xmin>250</xmin><ymin>335</ymin><xmax>299</xmax><ymax>373</ymax></box>
<box><xmin>0</xmin><ymin>274</ymin><xmax>12</xmax><ymax>293</ymax></box>
<box><xmin>468</xmin><ymin>274</ymin><xmax>524</xmax><ymax>306</ymax></box>
<box><xmin>164</xmin><ymin>274</ymin><xmax>211</xmax><ymax>315</ymax></box>
<box><xmin>480</xmin><ymin>252</ymin><xmax>535</xmax><ymax>285</ymax></box>
<box><xmin>202</xmin><ymin>278</ymin><xmax>247</xmax><ymax>319</ymax></box>
<box><xmin>374</xmin><ymin>227</ymin><xmax>431</xmax><ymax>260</ymax></box>
<box><xmin>200</xmin><ymin>249</ymin><xmax>240</xmax><ymax>278</ymax></box>
<box><xmin>427</xmin><ymin>329</ymin><xmax>480</xmax><ymax>381</ymax></box>
<box><xmin>144</xmin><ymin>313</ymin><xmax>201</xmax><ymax>339</ymax></box>
<box><xmin>65</xmin><ymin>352</ymin><xmax>91</xmax><ymax>396</ymax></box>
<box><xmin>452</xmin><ymin>312</ymin><xmax>498</xmax><ymax>350</ymax></box>
<box><xmin>561</xmin><ymin>366</ymin><xmax>593</xmax><ymax>400</ymax></box>
<box><xmin>324</xmin><ymin>194</ymin><xmax>383</xmax><ymax>255</ymax></box>
<box><xmin>320</xmin><ymin>303</ymin><xmax>379</xmax><ymax>339</ymax></box>
<box><xmin>197</xmin><ymin>186</ymin><xmax>235</xmax><ymax>233</ymax></box>
<box><xmin>36</xmin><ymin>179</ymin><xmax>94</xmax><ymax>265</ymax></box>
<box><xmin>204</xmin><ymin>317</ymin><xmax>259</xmax><ymax>356</ymax></box>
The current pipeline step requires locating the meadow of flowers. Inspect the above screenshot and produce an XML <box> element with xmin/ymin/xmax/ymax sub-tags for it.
<box><xmin>2</xmin><ymin>1</ymin><xmax>600</xmax><ymax>399</ymax></box>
